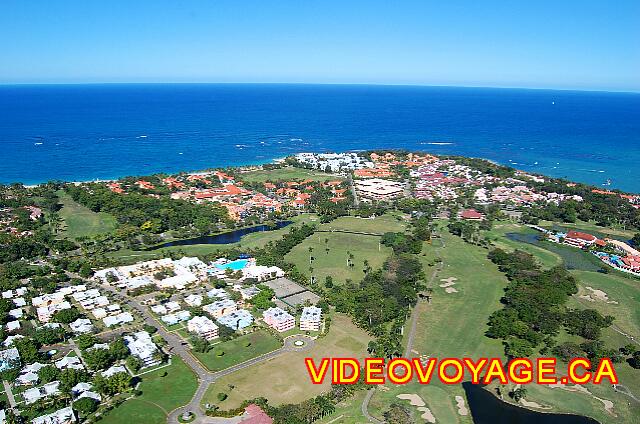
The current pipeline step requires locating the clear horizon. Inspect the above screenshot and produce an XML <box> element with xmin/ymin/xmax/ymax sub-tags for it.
<box><xmin>1</xmin><ymin>82</ymin><xmax>639</xmax><ymax>95</ymax></box>
<box><xmin>1</xmin><ymin>0</ymin><xmax>639</xmax><ymax>91</ymax></box>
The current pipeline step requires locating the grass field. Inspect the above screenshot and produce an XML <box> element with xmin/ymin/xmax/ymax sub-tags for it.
<box><xmin>239</xmin><ymin>167</ymin><xmax>343</xmax><ymax>183</ymax></box>
<box><xmin>58</xmin><ymin>191</ymin><xmax>117</xmax><ymax>239</ymax></box>
<box><xmin>193</xmin><ymin>330</ymin><xmax>282</xmax><ymax>372</ymax></box>
<box><xmin>100</xmin><ymin>357</ymin><xmax>197</xmax><ymax>424</ymax></box>
<box><xmin>285</xmin><ymin>214</ymin><xmax>406</xmax><ymax>285</ymax></box>
<box><xmin>201</xmin><ymin>314</ymin><xmax>371</xmax><ymax>410</ymax></box>
<box><xmin>363</xmin><ymin>231</ymin><xmax>508</xmax><ymax>423</ymax></box>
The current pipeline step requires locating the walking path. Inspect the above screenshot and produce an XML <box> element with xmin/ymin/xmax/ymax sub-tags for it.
<box><xmin>361</xmin><ymin>231</ymin><xmax>445</xmax><ymax>422</ymax></box>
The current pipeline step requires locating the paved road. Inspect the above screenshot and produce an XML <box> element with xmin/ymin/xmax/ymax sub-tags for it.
<box><xmin>361</xmin><ymin>389</ymin><xmax>384</xmax><ymax>424</ymax></box>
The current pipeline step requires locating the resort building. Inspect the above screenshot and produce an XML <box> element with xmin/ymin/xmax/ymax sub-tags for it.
<box><xmin>216</xmin><ymin>309</ymin><xmax>254</xmax><ymax>331</ymax></box>
<box><xmin>102</xmin><ymin>312</ymin><xmax>134</xmax><ymax>328</ymax></box>
<box><xmin>564</xmin><ymin>230</ymin><xmax>598</xmax><ymax>248</ymax></box>
<box><xmin>242</xmin><ymin>265</ymin><xmax>285</xmax><ymax>282</ymax></box>
<box><xmin>355</xmin><ymin>178</ymin><xmax>404</xmax><ymax>201</ymax></box>
<box><xmin>124</xmin><ymin>331</ymin><xmax>161</xmax><ymax>368</ymax></box>
<box><xmin>262</xmin><ymin>307</ymin><xmax>295</xmax><ymax>332</ymax></box>
<box><xmin>24</xmin><ymin>381</ymin><xmax>60</xmax><ymax>404</ymax></box>
<box><xmin>299</xmin><ymin>306</ymin><xmax>322</xmax><ymax>331</ymax></box>
<box><xmin>0</xmin><ymin>347</ymin><xmax>20</xmax><ymax>372</ymax></box>
<box><xmin>161</xmin><ymin>310</ymin><xmax>191</xmax><ymax>326</ymax></box>
<box><xmin>187</xmin><ymin>316</ymin><xmax>219</xmax><ymax>340</ymax></box>
<box><xmin>32</xmin><ymin>406</ymin><xmax>75</xmax><ymax>424</ymax></box>
<box><xmin>460</xmin><ymin>209</ymin><xmax>485</xmax><ymax>220</ymax></box>
<box><xmin>204</xmin><ymin>299</ymin><xmax>237</xmax><ymax>318</ymax></box>
<box><xmin>70</xmin><ymin>318</ymin><xmax>94</xmax><ymax>334</ymax></box>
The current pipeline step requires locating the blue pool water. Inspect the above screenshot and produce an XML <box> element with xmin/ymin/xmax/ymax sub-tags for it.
<box><xmin>215</xmin><ymin>259</ymin><xmax>248</xmax><ymax>271</ymax></box>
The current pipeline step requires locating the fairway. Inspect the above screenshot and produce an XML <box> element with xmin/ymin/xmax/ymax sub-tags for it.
<box><xmin>193</xmin><ymin>330</ymin><xmax>282</xmax><ymax>372</ymax></box>
<box><xmin>100</xmin><ymin>356</ymin><xmax>197</xmax><ymax>424</ymax></box>
<box><xmin>365</xmin><ymin>231</ymin><xmax>508</xmax><ymax>423</ymax></box>
<box><xmin>201</xmin><ymin>314</ymin><xmax>371</xmax><ymax>409</ymax></box>
<box><xmin>239</xmin><ymin>167</ymin><xmax>343</xmax><ymax>183</ymax></box>
<box><xmin>58</xmin><ymin>191</ymin><xmax>117</xmax><ymax>239</ymax></box>
<box><xmin>285</xmin><ymin>214</ymin><xmax>406</xmax><ymax>285</ymax></box>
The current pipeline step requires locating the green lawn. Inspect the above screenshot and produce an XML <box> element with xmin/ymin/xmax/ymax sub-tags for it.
<box><xmin>192</xmin><ymin>330</ymin><xmax>282</xmax><ymax>372</ymax></box>
<box><xmin>58</xmin><ymin>191</ymin><xmax>117</xmax><ymax>239</ymax></box>
<box><xmin>239</xmin><ymin>167</ymin><xmax>343</xmax><ymax>183</ymax></box>
<box><xmin>100</xmin><ymin>356</ymin><xmax>198</xmax><ymax>424</ymax></box>
<box><xmin>201</xmin><ymin>314</ymin><xmax>370</xmax><ymax>410</ymax></box>
<box><xmin>285</xmin><ymin>214</ymin><xmax>406</xmax><ymax>285</ymax></box>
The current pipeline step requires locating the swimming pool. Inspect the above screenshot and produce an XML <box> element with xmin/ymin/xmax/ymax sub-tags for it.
<box><xmin>215</xmin><ymin>259</ymin><xmax>249</xmax><ymax>271</ymax></box>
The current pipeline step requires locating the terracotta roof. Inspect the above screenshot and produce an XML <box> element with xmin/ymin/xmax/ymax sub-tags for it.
<box><xmin>566</xmin><ymin>230</ymin><xmax>597</xmax><ymax>242</ymax></box>
<box><xmin>241</xmin><ymin>404</ymin><xmax>273</xmax><ymax>424</ymax></box>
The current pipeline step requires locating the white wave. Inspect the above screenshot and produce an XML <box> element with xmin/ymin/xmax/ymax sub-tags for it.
<box><xmin>290</xmin><ymin>138</ymin><xmax>303</xmax><ymax>141</ymax></box>
<box><xmin>34</xmin><ymin>142</ymin><xmax>43</xmax><ymax>145</ymax></box>
<box><xmin>137</xmin><ymin>135</ymin><xmax>148</xmax><ymax>138</ymax></box>
<box><xmin>421</xmin><ymin>142</ymin><xmax>454</xmax><ymax>145</ymax></box>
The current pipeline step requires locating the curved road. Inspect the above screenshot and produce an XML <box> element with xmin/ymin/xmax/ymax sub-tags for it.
<box><xmin>94</xmin><ymin>281</ymin><xmax>315</xmax><ymax>423</ymax></box>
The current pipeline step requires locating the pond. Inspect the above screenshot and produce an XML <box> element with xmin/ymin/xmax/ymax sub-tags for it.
<box><xmin>505</xmin><ymin>232</ymin><xmax>603</xmax><ymax>272</ymax></box>
<box><xmin>463</xmin><ymin>382</ymin><xmax>599</xmax><ymax>424</ymax></box>
<box><xmin>149</xmin><ymin>221</ymin><xmax>293</xmax><ymax>249</ymax></box>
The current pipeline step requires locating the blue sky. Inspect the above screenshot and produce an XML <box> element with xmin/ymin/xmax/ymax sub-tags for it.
<box><xmin>1</xmin><ymin>0</ymin><xmax>638</xmax><ymax>91</ymax></box>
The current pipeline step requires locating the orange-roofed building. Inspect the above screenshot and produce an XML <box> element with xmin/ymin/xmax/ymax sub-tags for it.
<box><xmin>330</xmin><ymin>196</ymin><xmax>346</xmax><ymax>203</ymax></box>
<box><xmin>263</xmin><ymin>182</ymin><xmax>276</xmax><ymax>190</ymax></box>
<box><xmin>564</xmin><ymin>230</ymin><xmax>598</xmax><ymax>248</ymax></box>
<box><xmin>162</xmin><ymin>177</ymin><xmax>185</xmax><ymax>189</ymax></box>
<box><xmin>354</xmin><ymin>168</ymin><xmax>394</xmax><ymax>178</ymax></box>
<box><xmin>107</xmin><ymin>183</ymin><xmax>124</xmax><ymax>194</ymax></box>
<box><xmin>187</xmin><ymin>174</ymin><xmax>212</xmax><ymax>185</ymax></box>
<box><xmin>214</xmin><ymin>171</ymin><xmax>235</xmax><ymax>183</ymax></box>
<box><xmin>325</xmin><ymin>180</ymin><xmax>342</xmax><ymax>187</ymax></box>
<box><xmin>136</xmin><ymin>180</ymin><xmax>155</xmax><ymax>190</ymax></box>
<box><xmin>592</xmin><ymin>189</ymin><xmax>615</xmax><ymax>195</ymax></box>
<box><xmin>460</xmin><ymin>209</ymin><xmax>484</xmax><ymax>220</ymax></box>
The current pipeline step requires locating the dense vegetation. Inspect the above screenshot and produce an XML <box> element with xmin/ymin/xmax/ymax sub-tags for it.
<box><xmin>65</xmin><ymin>183</ymin><xmax>229</xmax><ymax>235</ymax></box>
<box><xmin>486</xmin><ymin>248</ymin><xmax>620</xmax><ymax>362</ymax></box>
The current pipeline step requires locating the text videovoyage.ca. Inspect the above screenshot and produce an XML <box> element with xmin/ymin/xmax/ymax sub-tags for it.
<box><xmin>305</xmin><ymin>357</ymin><xmax>618</xmax><ymax>385</ymax></box>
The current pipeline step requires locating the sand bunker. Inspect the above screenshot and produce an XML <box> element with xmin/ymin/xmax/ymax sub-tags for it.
<box><xmin>548</xmin><ymin>380</ymin><xmax>615</xmax><ymax>415</ymax></box>
<box><xmin>454</xmin><ymin>395</ymin><xmax>468</xmax><ymax>416</ymax></box>
<box><xmin>397</xmin><ymin>394</ymin><xmax>425</xmax><ymax>407</ymax></box>
<box><xmin>519</xmin><ymin>399</ymin><xmax>552</xmax><ymax>410</ymax></box>
<box><xmin>417</xmin><ymin>407</ymin><xmax>436</xmax><ymax>423</ymax></box>
<box><xmin>584</xmin><ymin>286</ymin><xmax>618</xmax><ymax>304</ymax></box>
<box><xmin>397</xmin><ymin>394</ymin><xmax>436</xmax><ymax>422</ymax></box>
<box><xmin>440</xmin><ymin>277</ymin><xmax>459</xmax><ymax>293</ymax></box>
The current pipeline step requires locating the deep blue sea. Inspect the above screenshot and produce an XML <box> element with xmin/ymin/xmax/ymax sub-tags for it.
<box><xmin>1</xmin><ymin>84</ymin><xmax>639</xmax><ymax>192</ymax></box>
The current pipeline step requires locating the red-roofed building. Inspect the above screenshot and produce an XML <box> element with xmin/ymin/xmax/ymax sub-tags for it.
<box><xmin>136</xmin><ymin>180</ymin><xmax>155</xmax><ymax>190</ymax></box>
<box><xmin>214</xmin><ymin>171</ymin><xmax>235</xmax><ymax>183</ymax></box>
<box><xmin>106</xmin><ymin>182</ymin><xmax>124</xmax><ymax>194</ymax></box>
<box><xmin>162</xmin><ymin>177</ymin><xmax>185</xmax><ymax>189</ymax></box>
<box><xmin>263</xmin><ymin>182</ymin><xmax>276</xmax><ymax>190</ymax></box>
<box><xmin>564</xmin><ymin>230</ymin><xmax>598</xmax><ymax>248</ymax></box>
<box><xmin>460</xmin><ymin>209</ymin><xmax>484</xmax><ymax>220</ymax></box>
<box><xmin>621</xmin><ymin>256</ymin><xmax>640</xmax><ymax>272</ymax></box>
<box><xmin>241</xmin><ymin>404</ymin><xmax>273</xmax><ymax>424</ymax></box>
